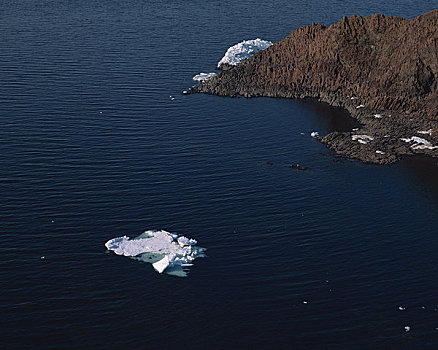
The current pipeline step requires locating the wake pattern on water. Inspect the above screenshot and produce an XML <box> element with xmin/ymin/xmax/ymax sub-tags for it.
<box><xmin>105</xmin><ymin>230</ymin><xmax>205</xmax><ymax>277</ymax></box>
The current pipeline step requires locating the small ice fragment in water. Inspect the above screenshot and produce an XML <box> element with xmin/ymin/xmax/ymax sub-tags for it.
<box><xmin>182</xmin><ymin>90</ymin><xmax>188</xmax><ymax>95</ymax></box>
<box><xmin>417</xmin><ymin>129</ymin><xmax>432</xmax><ymax>135</ymax></box>
<box><xmin>356</xmin><ymin>104</ymin><xmax>365</xmax><ymax>109</ymax></box>
<box><xmin>404</xmin><ymin>326</ymin><xmax>410</xmax><ymax>332</ymax></box>
<box><xmin>152</xmin><ymin>256</ymin><xmax>170</xmax><ymax>273</ymax></box>
<box><xmin>193</xmin><ymin>72</ymin><xmax>217</xmax><ymax>81</ymax></box>
<box><xmin>352</xmin><ymin>128</ymin><xmax>359</xmax><ymax>131</ymax></box>
<box><xmin>40</xmin><ymin>256</ymin><xmax>45</xmax><ymax>260</ymax></box>
<box><xmin>376</xmin><ymin>150</ymin><xmax>385</xmax><ymax>155</ymax></box>
<box><xmin>217</xmin><ymin>38</ymin><xmax>273</xmax><ymax>67</ymax></box>
<box><xmin>374</xmin><ymin>114</ymin><xmax>383</xmax><ymax>119</ymax></box>
<box><xmin>399</xmin><ymin>306</ymin><xmax>406</xmax><ymax>311</ymax></box>
<box><xmin>177</xmin><ymin>236</ymin><xmax>197</xmax><ymax>247</ymax></box>
<box><xmin>422</xmin><ymin>306</ymin><xmax>426</xmax><ymax>309</ymax></box>
<box><xmin>303</xmin><ymin>301</ymin><xmax>308</xmax><ymax>304</ymax></box>
<box><xmin>310</xmin><ymin>131</ymin><xmax>319</xmax><ymax>138</ymax></box>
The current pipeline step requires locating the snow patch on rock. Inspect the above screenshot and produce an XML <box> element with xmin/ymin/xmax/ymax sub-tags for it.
<box><xmin>400</xmin><ymin>136</ymin><xmax>438</xmax><ymax>150</ymax></box>
<box><xmin>417</xmin><ymin>129</ymin><xmax>433</xmax><ymax>136</ymax></box>
<box><xmin>218</xmin><ymin>38</ymin><xmax>273</xmax><ymax>68</ymax></box>
<box><xmin>352</xmin><ymin>134</ymin><xmax>374</xmax><ymax>144</ymax></box>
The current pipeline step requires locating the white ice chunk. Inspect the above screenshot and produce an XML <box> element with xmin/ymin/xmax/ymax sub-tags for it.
<box><xmin>193</xmin><ymin>72</ymin><xmax>217</xmax><ymax>81</ymax></box>
<box><xmin>417</xmin><ymin>129</ymin><xmax>433</xmax><ymax>135</ymax></box>
<box><xmin>404</xmin><ymin>326</ymin><xmax>411</xmax><ymax>332</ymax></box>
<box><xmin>400</xmin><ymin>136</ymin><xmax>438</xmax><ymax>150</ymax></box>
<box><xmin>399</xmin><ymin>306</ymin><xmax>406</xmax><ymax>311</ymax></box>
<box><xmin>356</xmin><ymin>104</ymin><xmax>365</xmax><ymax>109</ymax></box>
<box><xmin>376</xmin><ymin>150</ymin><xmax>385</xmax><ymax>155</ymax></box>
<box><xmin>152</xmin><ymin>256</ymin><xmax>170</xmax><ymax>273</ymax></box>
<box><xmin>218</xmin><ymin>38</ymin><xmax>273</xmax><ymax>67</ymax></box>
<box><xmin>374</xmin><ymin>114</ymin><xmax>384</xmax><ymax>119</ymax></box>
<box><xmin>310</xmin><ymin>131</ymin><xmax>319</xmax><ymax>138</ymax></box>
<box><xmin>352</xmin><ymin>128</ymin><xmax>359</xmax><ymax>131</ymax></box>
<box><xmin>177</xmin><ymin>236</ymin><xmax>197</xmax><ymax>247</ymax></box>
<box><xmin>352</xmin><ymin>134</ymin><xmax>374</xmax><ymax>144</ymax></box>
<box><xmin>105</xmin><ymin>230</ymin><xmax>205</xmax><ymax>276</ymax></box>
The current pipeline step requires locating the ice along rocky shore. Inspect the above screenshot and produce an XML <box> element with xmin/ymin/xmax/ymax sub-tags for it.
<box><xmin>194</xmin><ymin>10</ymin><xmax>438</xmax><ymax>164</ymax></box>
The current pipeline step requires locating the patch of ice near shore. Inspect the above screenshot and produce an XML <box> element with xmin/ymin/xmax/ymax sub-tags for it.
<box><xmin>193</xmin><ymin>72</ymin><xmax>217</xmax><ymax>81</ymax></box>
<box><xmin>310</xmin><ymin>131</ymin><xmax>319</xmax><ymax>138</ymax></box>
<box><xmin>400</xmin><ymin>136</ymin><xmax>438</xmax><ymax>150</ymax></box>
<box><xmin>356</xmin><ymin>104</ymin><xmax>365</xmax><ymax>109</ymax></box>
<box><xmin>105</xmin><ymin>230</ymin><xmax>205</xmax><ymax>277</ymax></box>
<box><xmin>352</xmin><ymin>134</ymin><xmax>374</xmax><ymax>144</ymax></box>
<box><xmin>217</xmin><ymin>38</ymin><xmax>273</xmax><ymax>67</ymax></box>
<box><xmin>374</xmin><ymin>114</ymin><xmax>384</xmax><ymax>119</ymax></box>
<box><xmin>376</xmin><ymin>150</ymin><xmax>385</xmax><ymax>155</ymax></box>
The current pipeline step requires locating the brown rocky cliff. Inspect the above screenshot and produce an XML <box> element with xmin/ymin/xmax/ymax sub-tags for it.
<box><xmin>198</xmin><ymin>10</ymin><xmax>438</xmax><ymax>120</ymax></box>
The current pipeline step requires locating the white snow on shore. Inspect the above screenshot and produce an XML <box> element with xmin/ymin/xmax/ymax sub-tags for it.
<box><xmin>417</xmin><ymin>129</ymin><xmax>433</xmax><ymax>136</ymax></box>
<box><xmin>217</xmin><ymin>38</ymin><xmax>273</xmax><ymax>67</ymax></box>
<box><xmin>352</xmin><ymin>134</ymin><xmax>374</xmax><ymax>144</ymax></box>
<box><xmin>105</xmin><ymin>230</ymin><xmax>205</xmax><ymax>277</ymax></box>
<box><xmin>193</xmin><ymin>72</ymin><xmax>217</xmax><ymax>81</ymax></box>
<box><xmin>400</xmin><ymin>136</ymin><xmax>438</xmax><ymax>150</ymax></box>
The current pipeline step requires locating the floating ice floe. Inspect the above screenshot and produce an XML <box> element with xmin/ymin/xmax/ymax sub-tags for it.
<box><xmin>417</xmin><ymin>129</ymin><xmax>433</xmax><ymax>136</ymax></box>
<box><xmin>193</xmin><ymin>72</ymin><xmax>217</xmax><ymax>81</ymax></box>
<box><xmin>105</xmin><ymin>230</ymin><xmax>205</xmax><ymax>277</ymax></box>
<box><xmin>352</xmin><ymin>134</ymin><xmax>374</xmax><ymax>144</ymax></box>
<box><xmin>310</xmin><ymin>131</ymin><xmax>319</xmax><ymax>138</ymax></box>
<box><xmin>374</xmin><ymin>114</ymin><xmax>384</xmax><ymax>119</ymax></box>
<box><xmin>376</xmin><ymin>150</ymin><xmax>385</xmax><ymax>155</ymax></box>
<box><xmin>356</xmin><ymin>104</ymin><xmax>365</xmax><ymax>109</ymax></box>
<box><xmin>404</xmin><ymin>326</ymin><xmax>411</xmax><ymax>332</ymax></box>
<box><xmin>399</xmin><ymin>306</ymin><xmax>406</xmax><ymax>311</ymax></box>
<box><xmin>400</xmin><ymin>136</ymin><xmax>438</xmax><ymax>150</ymax></box>
<box><xmin>217</xmin><ymin>38</ymin><xmax>273</xmax><ymax>68</ymax></box>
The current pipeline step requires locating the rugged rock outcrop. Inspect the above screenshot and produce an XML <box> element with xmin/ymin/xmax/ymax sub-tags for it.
<box><xmin>195</xmin><ymin>10</ymin><xmax>438</xmax><ymax>164</ymax></box>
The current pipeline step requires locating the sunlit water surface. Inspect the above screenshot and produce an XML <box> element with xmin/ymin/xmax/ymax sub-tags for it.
<box><xmin>1</xmin><ymin>1</ymin><xmax>438</xmax><ymax>349</ymax></box>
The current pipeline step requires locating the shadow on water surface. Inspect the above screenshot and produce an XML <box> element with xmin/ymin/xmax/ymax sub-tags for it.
<box><xmin>400</xmin><ymin>155</ymin><xmax>438</xmax><ymax>205</ymax></box>
<box><xmin>296</xmin><ymin>97</ymin><xmax>361</xmax><ymax>132</ymax></box>
<box><xmin>297</xmin><ymin>97</ymin><xmax>438</xmax><ymax>204</ymax></box>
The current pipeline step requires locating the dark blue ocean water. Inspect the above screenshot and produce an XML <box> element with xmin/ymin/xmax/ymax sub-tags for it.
<box><xmin>1</xmin><ymin>1</ymin><xmax>438</xmax><ymax>349</ymax></box>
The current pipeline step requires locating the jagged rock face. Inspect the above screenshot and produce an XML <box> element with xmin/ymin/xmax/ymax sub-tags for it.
<box><xmin>198</xmin><ymin>10</ymin><xmax>438</xmax><ymax>120</ymax></box>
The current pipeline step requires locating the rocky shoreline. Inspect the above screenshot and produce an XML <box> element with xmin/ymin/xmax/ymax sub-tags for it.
<box><xmin>193</xmin><ymin>10</ymin><xmax>438</xmax><ymax>164</ymax></box>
